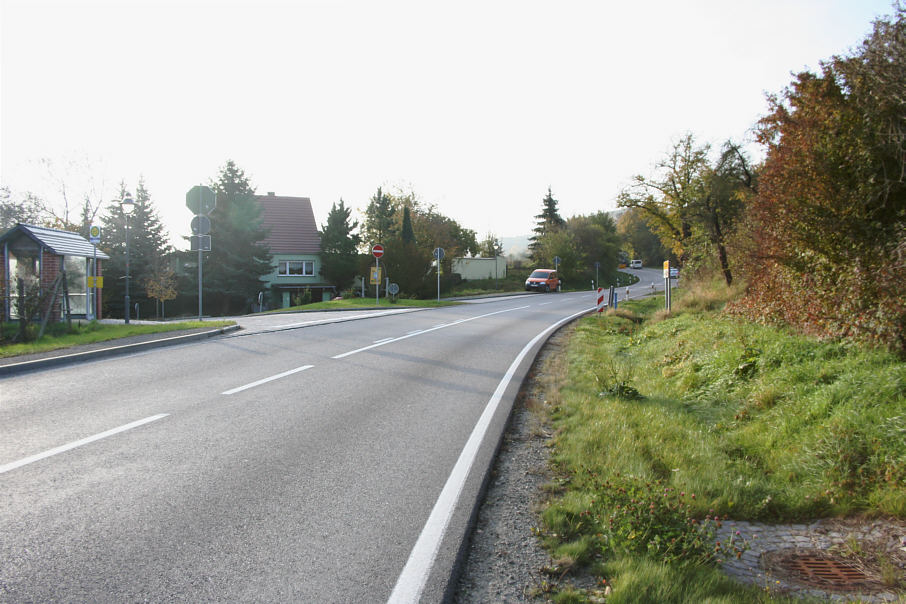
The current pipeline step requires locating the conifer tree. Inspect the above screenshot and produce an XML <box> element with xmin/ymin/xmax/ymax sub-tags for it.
<box><xmin>363</xmin><ymin>187</ymin><xmax>396</xmax><ymax>246</ymax></box>
<box><xmin>319</xmin><ymin>199</ymin><xmax>361</xmax><ymax>292</ymax></box>
<box><xmin>400</xmin><ymin>206</ymin><xmax>416</xmax><ymax>244</ymax></box>
<box><xmin>203</xmin><ymin>160</ymin><xmax>273</xmax><ymax>315</ymax></box>
<box><xmin>100</xmin><ymin>178</ymin><xmax>171</xmax><ymax>318</ymax></box>
<box><xmin>528</xmin><ymin>187</ymin><xmax>565</xmax><ymax>263</ymax></box>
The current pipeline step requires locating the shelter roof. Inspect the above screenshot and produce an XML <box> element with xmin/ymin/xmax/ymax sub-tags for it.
<box><xmin>0</xmin><ymin>223</ymin><xmax>110</xmax><ymax>259</ymax></box>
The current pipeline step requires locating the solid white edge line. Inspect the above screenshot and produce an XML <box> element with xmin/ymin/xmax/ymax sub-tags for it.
<box><xmin>0</xmin><ymin>414</ymin><xmax>169</xmax><ymax>475</ymax></box>
<box><xmin>222</xmin><ymin>364</ymin><xmax>314</xmax><ymax>395</ymax></box>
<box><xmin>386</xmin><ymin>306</ymin><xmax>592</xmax><ymax>603</ymax></box>
<box><xmin>332</xmin><ymin>306</ymin><xmax>530</xmax><ymax>360</ymax></box>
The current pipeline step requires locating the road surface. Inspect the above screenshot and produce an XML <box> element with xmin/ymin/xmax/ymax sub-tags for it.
<box><xmin>1</xmin><ymin>291</ymin><xmax>600</xmax><ymax>603</ymax></box>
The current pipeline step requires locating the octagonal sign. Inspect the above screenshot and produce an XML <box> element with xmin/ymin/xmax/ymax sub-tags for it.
<box><xmin>186</xmin><ymin>185</ymin><xmax>216</xmax><ymax>215</ymax></box>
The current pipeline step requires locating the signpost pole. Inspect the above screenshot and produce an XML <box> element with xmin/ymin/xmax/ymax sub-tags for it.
<box><xmin>198</xmin><ymin>244</ymin><xmax>203</xmax><ymax>321</ymax></box>
<box><xmin>371</xmin><ymin>244</ymin><xmax>385</xmax><ymax>305</ymax></box>
<box><xmin>186</xmin><ymin>185</ymin><xmax>216</xmax><ymax>322</ymax></box>
<box><xmin>88</xmin><ymin>225</ymin><xmax>100</xmax><ymax>321</ymax></box>
<box><xmin>433</xmin><ymin>247</ymin><xmax>445</xmax><ymax>302</ymax></box>
<box><xmin>92</xmin><ymin>246</ymin><xmax>97</xmax><ymax>321</ymax></box>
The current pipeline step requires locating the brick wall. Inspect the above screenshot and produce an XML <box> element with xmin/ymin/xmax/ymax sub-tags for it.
<box><xmin>41</xmin><ymin>250</ymin><xmax>62</xmax><ymax>322</ymax></box>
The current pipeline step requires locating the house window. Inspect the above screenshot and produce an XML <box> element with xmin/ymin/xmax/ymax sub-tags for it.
<box><xmin>278</xmin><ymin>260</ymin><xmax>314</xmax><ymax>276</ymax></box>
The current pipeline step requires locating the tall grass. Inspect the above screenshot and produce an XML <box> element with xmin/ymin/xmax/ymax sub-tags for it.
<box><xmin>538</xmin><ymin>281</ymin><xmax>906</xmax><ymax>600</ymax></box>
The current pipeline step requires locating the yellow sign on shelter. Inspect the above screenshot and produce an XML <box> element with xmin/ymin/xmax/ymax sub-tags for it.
<box><xmin>87</xmin><ymin>276</ymin><xmax>104</xmax><ymax>288</ymax></box>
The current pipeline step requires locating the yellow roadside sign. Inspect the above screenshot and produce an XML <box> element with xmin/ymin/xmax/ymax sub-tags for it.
<box><xmin>369</xmin><ymin>267</ymin><xmax>383</xmax><ymax>285</ymax></box>
<box><xmin>87</xmin><ymin>276</ymin><xmax>104</xmax><ymax>288</ymax></box>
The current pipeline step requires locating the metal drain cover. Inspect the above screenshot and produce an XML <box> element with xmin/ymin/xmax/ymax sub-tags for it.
<box><xmin>783</xmin><ymin>554</ymin><xmax>870</xmax><ymax>590</ymax></box>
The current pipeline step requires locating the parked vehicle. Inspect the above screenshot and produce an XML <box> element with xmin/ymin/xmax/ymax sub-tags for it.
<box><xmin>525</xmin><ymin>269</ymin><xmax>561</xmax><ymax>292</ymax></box>
<box><xmin>629</xmin><ymin>259</ymin><xmax>643</xmax><ymax>269</ymax></box>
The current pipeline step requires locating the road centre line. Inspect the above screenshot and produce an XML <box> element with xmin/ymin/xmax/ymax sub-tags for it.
<box><xmin>387</xmin><ymin>305</ymin><xmax>593</xmax><ymax>603</ymax></box>
<box><xmin>0</xmin><ymin>414</ymin><xmax>169</xmax><ymax>475</ymax></box>
<box><xmin>373</xmin><ymin>337</ymin><xmax>395</xmax><ymax>344</ymax></box>
<box><xmin>331</xmin><ymin>305</ymin><xmax>531</xmax><ymax>360</ymax></box>
<box><xmin>222</xmin><ymin>364</ymin><xmax>314</xmax><ymax>395</ymax></box>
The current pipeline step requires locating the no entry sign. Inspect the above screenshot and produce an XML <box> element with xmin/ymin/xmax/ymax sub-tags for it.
<box><xmin>372</xmin><ymin>244</ymin><xmax>384</xmax><ymax>258</ymax></box>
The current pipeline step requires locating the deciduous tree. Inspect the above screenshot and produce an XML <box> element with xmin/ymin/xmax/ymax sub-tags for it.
<box><xmin>733</xmin><ymin>6</ymin><xmax>906</xmax><ymax>353</ymax></box>
<box><xmin>0</xmin><ymin>187</ymin><xmax>49</xmax><ymax>230</ymax></box>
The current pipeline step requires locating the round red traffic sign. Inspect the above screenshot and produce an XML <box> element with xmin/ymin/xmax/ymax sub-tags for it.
<box><xmin>372</xmin><ymin>244</ymin><xmax>384</xmax><ymax>258</ymax></box>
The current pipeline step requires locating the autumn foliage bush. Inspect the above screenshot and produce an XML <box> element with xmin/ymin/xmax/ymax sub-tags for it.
<box><xmin>728</xmin><ymin>8</ymin><xmax>906</xmax><ymax>356</ymax></box>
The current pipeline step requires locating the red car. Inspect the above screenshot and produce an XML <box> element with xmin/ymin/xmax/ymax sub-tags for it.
<box><xmin>524</xmin><ymin>269</ymin><xmax>561</xmax><ymax>292</ymax></box>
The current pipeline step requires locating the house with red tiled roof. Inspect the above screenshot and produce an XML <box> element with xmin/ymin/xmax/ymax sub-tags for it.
<box><xmin>256</xmin><ymin>193</ymin><xmax>333</xmax><ymax>308</ymax></box>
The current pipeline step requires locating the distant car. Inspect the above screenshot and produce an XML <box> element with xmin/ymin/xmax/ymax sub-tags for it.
<box><xmin>525</xmin><ymin>269</ymin><xmax>561</xmax><ymax>292</ymax></box>
<box><xmin>629</xmin><ymin>259</ymin><xmax>643</xmax><ymax>269</ymax></box>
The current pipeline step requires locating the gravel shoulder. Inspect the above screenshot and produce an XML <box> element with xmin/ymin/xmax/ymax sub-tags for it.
<box><xmin>453</xmin><ymin>326</ymin><xmax>574</xmax><ymax>603</ymax></box>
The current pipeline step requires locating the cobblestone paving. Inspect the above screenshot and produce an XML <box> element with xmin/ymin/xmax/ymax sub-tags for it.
<box><xmin>715</xmin><ymin>519</ymin><xmax>906</xmax><ymax>602</ymax></box>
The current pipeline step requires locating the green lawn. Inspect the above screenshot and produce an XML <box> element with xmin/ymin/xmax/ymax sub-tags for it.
<box><xmin>0</xmin><ymin>320</ymin><xmax>235</xmax><ymax>358</ymax></box>
<box><xmin>536</xmin><ymin>284</ymin><xmax>905</xmax><ymax>602</ymax></box>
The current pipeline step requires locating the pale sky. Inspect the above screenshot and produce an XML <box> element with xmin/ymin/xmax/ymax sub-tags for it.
<box><xmin>0</xmin><ymin>0</ymin><xmax>895</xmax><ymax>246</ymax></box>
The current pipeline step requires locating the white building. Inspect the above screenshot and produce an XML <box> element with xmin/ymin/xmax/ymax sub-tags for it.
<box><xmin>452</xmin><ymin>257</ymin><xmax>507</xmax><ymax>281</ymax></box>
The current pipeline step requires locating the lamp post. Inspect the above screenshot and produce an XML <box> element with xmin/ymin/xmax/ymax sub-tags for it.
<box><xmin>121</xmin><ymin>193</ymin><xmax>135</xmax><ymax>324</ymax></box>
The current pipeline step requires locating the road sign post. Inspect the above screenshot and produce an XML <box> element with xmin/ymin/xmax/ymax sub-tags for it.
<box><xmin>88</xmin><ymin>225</ymin><xmax>100</xmax><ymax>320</ymax></box>
<box><xmin>187</xmin><ymin>185</ymin><xmax>217</xmax><ymax>321</ymax></box>
<box><xmin>372</xmin><ymin>244</ymin><xmax>384</xmax><ymax>305</ymax></box>
<box><xmin>433</xmin><ymin>247</ymin><xmax>445</xmax><ymax>301</ymax></box>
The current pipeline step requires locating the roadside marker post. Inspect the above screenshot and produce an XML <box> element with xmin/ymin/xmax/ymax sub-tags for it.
<box><xmin>596</xmin><ymin>287</ymin><xmax>606</xmax><ymax>313</ymax></box>
<box><xmin>663</xmin><ymin>260</ymin><xmax>671</xmax><ymax>312</ymax></box>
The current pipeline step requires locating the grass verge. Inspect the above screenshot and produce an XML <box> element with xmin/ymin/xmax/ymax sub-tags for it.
<box><xmin>0</xmin><ymin>320</ymin><xmax>235</xmax><ymax>358</ymax></box>
<box><xmin>537</xmin><ymin>283</ymin><xmax>905</xmax><ymax>602</ymax></box>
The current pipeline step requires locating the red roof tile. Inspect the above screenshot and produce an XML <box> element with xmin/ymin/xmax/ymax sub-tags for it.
<box><xmin>256</xmin><ymin>195</ymin><xmax>321</xmax><ymax>255</ymax></box>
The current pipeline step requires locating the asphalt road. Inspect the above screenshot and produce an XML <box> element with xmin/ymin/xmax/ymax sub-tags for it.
<box><xmin>0</xmin><ymin>291</ymin><xmax>600</xmax><ymax>603</ymax></box>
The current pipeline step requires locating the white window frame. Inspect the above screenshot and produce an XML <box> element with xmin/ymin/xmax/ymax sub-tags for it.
<box><xmin>278</xmin><ymin>260</ymin><xmax>314</xmax><ymax>277</ymax></box>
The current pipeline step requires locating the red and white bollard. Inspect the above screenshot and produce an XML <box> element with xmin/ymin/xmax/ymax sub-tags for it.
<box><xmin>596</xmin><ymin>287</ymin><xmax>606</xmax><ymax>313</ymax></box>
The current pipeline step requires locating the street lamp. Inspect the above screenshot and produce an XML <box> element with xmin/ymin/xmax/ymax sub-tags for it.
<box><xmin>121</xmin><ymin>193</ymin><xmax>135</xmax><ymax>324</ymax></box>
